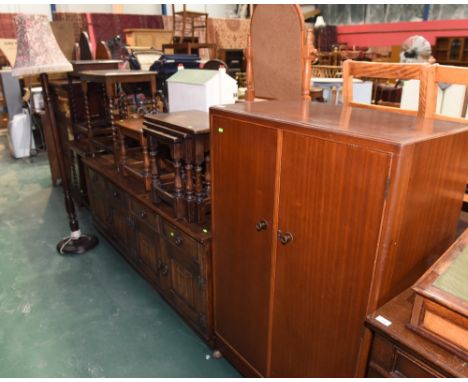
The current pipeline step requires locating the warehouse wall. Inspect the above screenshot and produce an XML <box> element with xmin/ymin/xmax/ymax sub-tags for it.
<box><xmin>318</xmin><ymin>4</ymin><xmax>468</xmax><ymax>25</ymax></box>
<box><xmin>169</xmin><ymin>4</ymin><xmax>236</xmax><ymax>18</ymax></box>
<box><xmin>0</xmin><ymin>4</ymin><xmax>235</xmax><ymax>18</ymax></box>
<box><xmin>337</xmin><ymin>19</ymin><xmax>468</xmax><ymax>47</ymax></box>
<box><xmin>0</xmin><ymin>4</ymin><xmax>51</xmax><ymax>18</ymax></box>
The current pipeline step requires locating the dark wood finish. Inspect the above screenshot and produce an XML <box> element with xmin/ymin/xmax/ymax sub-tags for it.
<box><xmin>366</xmin><ymin>289</ymin><xmax>468</xmax><ymax>377</ymax></box>
<box><xmin>69</xmin><ymin>60</ymin><xmax>122</xmax><ymax>76</ymax></box>
<box><xmin>143</xmin><ymin>111</ymin><xmax>211</xmax><ymax>224</ymax></box>
<box><xmin>79</xmin><ymin>70</ymin><xmax>157</xmax><ymax>157</ymax></box>
<box><xmin>210</xmin><ymin>100</ymin><xmax>468</xmax><ymax>377</ymax></box>
<box><xmin>95</xmin><ymin>41</ymin><xmax>112</xmax><ymax>60</ymax></box>
<box><xmin>162</xmin><ymin>42</ymin><xmax>216</xmax><ymax>59</ymax></box>
<box><xmin>33</xmin><ymin>110</ymin><xmax>61</xmax><ymax>185</ymax></box>
<box><xmin>79</xmin><ymin>31</ymin><xmax>93</xmax><ymax>60</ymax></box>
<box><xmin>115</xmin><ymin>118</ymin><xmax>151</xmax><ymax>191</ymax></box>
<box><xmin>46</xmin><ymin>60</ymin><xmax>121</xmax><ymax>199</ymax></box>
<box><xmin>83</xmin><ymin>155</ymin><xmax>213</xmax><ymax>342</ymax></box>
<box><xmin>434</xmin><ymin>37</ymin><xmax>468</xmax><ymax>66</ymax></box>
<box><xmin>217</xmin><ymin>49</ymin><xmax>245</xmax><ymax>76</ymax></box>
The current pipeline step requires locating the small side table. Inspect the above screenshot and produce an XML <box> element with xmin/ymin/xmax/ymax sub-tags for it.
<box><xmin>115</xmin><ymin>118</ymin><xmax>151</xmax><ymax>191</ymax></box>
<box><xmin>79</xmin><ymin>69</ymin><xmax>157</xmax><ymax>158</ymax></box>
<box><xmin>143</xmin><ymin>110</ymin><xmax>210</xmax><ymax>223</ymax></box>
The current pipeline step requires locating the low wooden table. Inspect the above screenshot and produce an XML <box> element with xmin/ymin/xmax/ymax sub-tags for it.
<box><xmin>143</xmin><ymin>110</ymin><xmax>210</xmax><ymax>223</ymax></box>
<box><xmin>78</xmin><ymin>70</ymin><xmax>157</xmax><ymax>156</ymax></box>
<box><xmin>115</xmin><ymin>118</ymin><xmax>151</xmax><ymax>191</ymax></box>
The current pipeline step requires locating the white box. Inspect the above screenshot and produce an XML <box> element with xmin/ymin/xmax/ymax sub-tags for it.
<box><xmin>167</xmin><ymin>68</ymin><xmax>237</xmax><ymax>113</ymax></box>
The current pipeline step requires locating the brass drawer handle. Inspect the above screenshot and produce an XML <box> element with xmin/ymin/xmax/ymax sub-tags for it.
<box><xmin>174</xmin><ymin>237</ymin><xmax>183</xmax><ymax>247</ymax></box>
<box><xmin>140</xmin><ymin>210</ymin><xmax>147</xmax><ymax>219</ymax></box>
<box><xmin>169</xmin><ymin>231</ymin><xmax>183</xmax><ymax>247</ymax></box>
<box><xmin>157</xmin><ymin>260</ymin><xmax>169</xmax><ymax>276</ymax></box>
<box><xmin>277</xmin><ymin>230</ymin><xmax>293</xmax><ymax>245</ymax></box>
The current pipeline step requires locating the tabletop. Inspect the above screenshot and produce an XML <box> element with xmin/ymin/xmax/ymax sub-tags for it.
<box><xmin>79</xmin><ymin>69</ymin><xmax>156</xmax><ymax>82</ymax></box>
<box><xmin>144</xmin><ymin>110</ymin><xmax>209</xmax><ymax>135</ymax></box>
<box><xmin>115</xmin><ymin>118</ymin><xmax>144</xmax><ymax>133</ymax></box>
<box><xmin>211</xmin><ymin>100</ymin><xmax>468</xmax><ymax>146</ymax></box>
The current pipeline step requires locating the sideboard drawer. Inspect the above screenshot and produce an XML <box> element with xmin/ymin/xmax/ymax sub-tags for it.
<box><xmin>107</xmin><ymin>181</ymin><xmax>127</xmax><ymax>210</ymax></box>
<box><xmin>160</xmin><ymin>219</ymin><xmax>199</xmax><ymax>264</ymax></box>
<box><xmin>393</xmin><ymin>350</ymin><xmax>444</xmax><ymax>378</ymax></box>
<box><xmin>130</xmin><ymin>197</ymin><xmax>158</xmax><ymax>229</ymax></box>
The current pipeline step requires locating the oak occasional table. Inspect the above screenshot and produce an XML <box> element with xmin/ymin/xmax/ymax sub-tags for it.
<box><xmin>78</xmin><ymin>69</ymin><xmax>157</xmax><ymax>156</ymax></box>
<box><xmin>143</xmin><ymin>110</ymin><xmax>210</xmax><ymax>223</ymax></box>
<box><xmin>115</xmin><ymin>117</ymin><xmax>151</xmax><ymax>191</ymax></box>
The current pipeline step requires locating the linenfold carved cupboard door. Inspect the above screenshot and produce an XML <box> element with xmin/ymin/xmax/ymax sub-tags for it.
<box><xmin>270</xmin><ymin>131</ymin><xmax>391</xmax><ymax>377</ymax></box>
<box><xmin>211</xmin><ymin>115</ymin><xmax>278</xmax><ymax>376</ymax></box>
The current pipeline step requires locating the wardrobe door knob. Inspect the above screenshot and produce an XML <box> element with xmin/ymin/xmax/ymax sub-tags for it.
<box><xmin>256</xmin><ymin>219</ymin><xmax>268</xmax><ymax>231</ymax></box>
<box><xmin>278</xmin><ymin>230</ymin><xmax>293</xmax><ymax>245</ymax></box>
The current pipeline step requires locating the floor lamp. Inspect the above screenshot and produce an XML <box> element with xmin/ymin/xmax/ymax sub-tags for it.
<box><xmin>12</xmin><ymin>14</ymin><xmax>98</xmax><ymax>255</ymax></box>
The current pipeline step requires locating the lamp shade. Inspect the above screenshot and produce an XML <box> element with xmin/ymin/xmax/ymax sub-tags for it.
<box><xmin>12</xmin><ymin>14</ymin><xmax>72</xmax><ymax>77</ymax></box>
<box><xmin>314</xmin><ymin>16</ymin><xmax>326</xmax><ymax>29</ymax></box>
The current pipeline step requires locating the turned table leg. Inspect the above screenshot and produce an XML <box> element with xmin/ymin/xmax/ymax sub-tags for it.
<box><xmin>142</xmin><ymin>135</ymin><xmax>151</xmax><ymax>192</ymax></box>
<box><xmin>106</xmin><ymin>82</ymin><xmax>120</xmax><ymax>170</ymax></box>
<box><xmin>185</xmin><ymin>161</ymin><xmax>195</xmax><ymax>222</ymax></box>
<box><xmin>204</xmin><ymin>154</ymin><xmax>211</xmax><ymax>197</ymax></box>
<box><xmin>81</xmin><ymin>80</ymin><xmax>94</xmax><ymax>154</ymax></box>
<box><xmin>148</xmin><ymin>136</ymin><xmax>161</xmax><ymax>203</ymax></box>
<box><xmin>118</xmin><ymin>127</ymin><xmax>127</xmax><ymax>174</ymax></box>
<box><xmin>173</xmin><ymin>142</ymin><xmax>185</xmax><ymax>219</ymax></box>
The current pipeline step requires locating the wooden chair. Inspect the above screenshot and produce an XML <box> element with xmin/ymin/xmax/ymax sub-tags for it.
<box><xmin>79</xmin><ymin>31</ymin><xmax>94</xmax><ymax>60</ymax></box>
<box><xmin>424</xmin><ymin>64</ymin><xmax>468</xmax><ymax>211</ymax></box>
<box><xmin>424</xmin><ymin>64</ymin><xmax>468</xmax><ymax>123</ymax></box>
<box><xmin>172</xmin><ymin>4</ymin><xmax>208</xmax><ymax>44</ymax></box>
<box><xmin>245</xmin><ymin>4</ymin><xmax>316</xmax><ymax>102</ymax></box>
<box><xmin>95</xmin><ymin>41</ymin><xmax>112</xmax><ymax>60</ymax></box>
<box><xmin>342</xmin><ymin>60</ymin><xmax>431</xmax><ymax>116</ymax></box>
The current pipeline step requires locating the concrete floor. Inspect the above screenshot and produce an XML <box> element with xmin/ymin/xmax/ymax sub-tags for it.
<box><xmin>0</xmin><ymin>130</ymin><xmax>239</xmax><ymax>378</ymax></box>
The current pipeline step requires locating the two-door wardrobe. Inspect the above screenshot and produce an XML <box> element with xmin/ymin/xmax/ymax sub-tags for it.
<box><xmin>209</xmin><ymin>100</ymin><xmax>468</xmax><ymax>377</ymax></box>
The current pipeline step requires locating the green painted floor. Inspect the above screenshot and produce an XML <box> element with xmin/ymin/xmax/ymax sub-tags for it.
<box><xmin>0</xmin><ymin>131</ymin><xmax>239</xmax><ymax>378</ymax></box>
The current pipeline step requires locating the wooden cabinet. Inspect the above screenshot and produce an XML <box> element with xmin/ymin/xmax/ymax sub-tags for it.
<box><xmin>270</xmin><ymin>132</ymin><xmax>391</xmax><ymax>377</ymax></box>
<box><xmin>434</xmin><ymin>37</ymin><xmax>468</xmax><ymax>66</ymax></box>
<box><xmin>124</xmin><ymin>28</ymin><xmax>173</xmax><ymax>49</ymax></box>
<box><xmin>366</xmin><ymin>289</ymin><xmax>467</xmax><ymax>377</ymax></box>
<box><xmin>84</xmin><ymin>157</ymin><xmax>213</xmax><ymax>342</ymax></box>
<box><xmin>210</xmin><ymin>100</ymin><xmax>468</xmax><ymax>377</ymax></box>
<box><xmin>211</xmin><ymin>117</ymin><xmax>278</xmax><ymax>376</ymax></box>
<box><xmin>87</xmin><ymin>168</ymin><xmax>110</xmax><ymax>226</ymax></box>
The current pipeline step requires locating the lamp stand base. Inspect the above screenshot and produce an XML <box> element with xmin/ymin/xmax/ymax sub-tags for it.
<box><xmin>57</xmin><ymin>230</ymin><xmax>99</xmax><ymax>255</ymax></box>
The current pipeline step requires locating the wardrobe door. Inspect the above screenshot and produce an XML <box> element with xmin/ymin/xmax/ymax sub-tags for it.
<box><xmin>271</xmin><ymin>131</ymin><xmax>391</xmax><ymax>377</ymax></box>
<box><xmin>211</xmin><ymin>115</ymin><xmax>278</xmax><ymax>376</ymax></box>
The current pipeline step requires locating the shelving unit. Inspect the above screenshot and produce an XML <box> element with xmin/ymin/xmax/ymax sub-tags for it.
<box><xmin>434</xmin><ymin>37</ymin><xmax>468</xmax><ymax>66</ymax></box>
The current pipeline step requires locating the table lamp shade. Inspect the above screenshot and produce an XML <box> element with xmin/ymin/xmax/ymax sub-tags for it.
<box><xmin>12</xmin><ymin>14</ymin><xmax>72</xmax><ymax>77</ymax></box>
